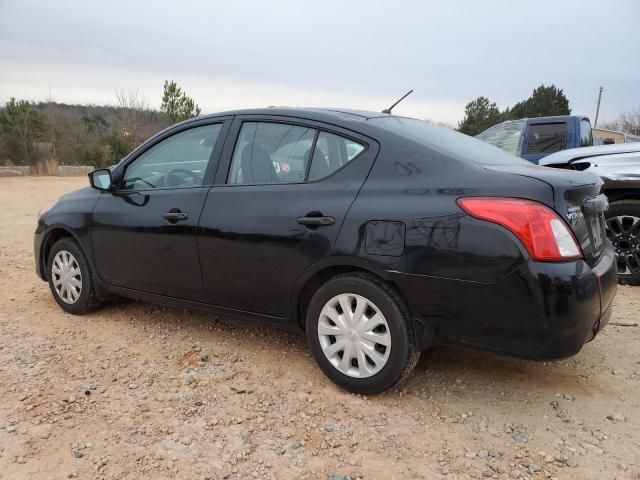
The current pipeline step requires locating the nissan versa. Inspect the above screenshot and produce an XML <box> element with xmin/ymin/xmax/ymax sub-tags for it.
<box><xmin>35</xmin><ymin>108</ymin><xmax>618</xmax><ymax>394</ymax></box>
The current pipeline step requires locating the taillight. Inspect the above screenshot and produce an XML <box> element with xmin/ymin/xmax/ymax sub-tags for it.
<box><xmin>457</xmin><ymin>197</ymin><xmax>582</xmax><ymax>261</ymax></box>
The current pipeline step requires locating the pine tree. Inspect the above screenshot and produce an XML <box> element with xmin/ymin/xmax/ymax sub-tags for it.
<box><xmin>457</xmin><ymin>96</ymin><xmax>503</xmax><ymax>136</ymax></box>
<box><xmin>161</xmin><ymin>81</ymin><xmax>201</xmax><ymax>124</ymax></box>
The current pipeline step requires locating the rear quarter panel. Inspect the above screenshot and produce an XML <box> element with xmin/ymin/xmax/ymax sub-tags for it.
<box><xmin>335</xmin><ymin>136</ymin><xmax>554</xmax><ymax>283</ymax></box>
<box><xmin>334</xmin><ymin>136</ymin><xmax>609</xmax><ymax>357</ymax></box>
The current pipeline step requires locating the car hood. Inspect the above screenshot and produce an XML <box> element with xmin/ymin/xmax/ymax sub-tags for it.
<box><xmin>566</xmin><ymin>152</ymin><xmax>640</xmax><ymax>186</ymax></box>
<box><xmin>59</xmin><ymin>186</ymin><xmax>94</xmax><ymax>201</ymax></box>
<box><xmin>44</xmin><ymin>186</ymin><xmax>102</xmax><ymax>220</ymax></box>
<box><xmin>539</xmin><ymin>143</ymin><xmax>640</xmax><ymax>166</ymax></box>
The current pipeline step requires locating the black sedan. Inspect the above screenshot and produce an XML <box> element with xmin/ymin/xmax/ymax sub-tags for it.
<box><xmin>35</xmin><ymin>108</ymin><xmax>617</xmax><ymax>394</ymax></box>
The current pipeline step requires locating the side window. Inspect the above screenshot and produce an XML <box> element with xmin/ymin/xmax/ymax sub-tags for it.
<box><xmin>580</xmin><ymin>119</ymin><xmax>593</xmax><ymax>147</ymax></box>
<box><xmin>122</xmin><ymin>124</ymin><xmax>222</xmax><ymax>190</ymax></box>
<box><xmin>308</xmin><ymin>132</ymin><xmax>365</xmax><ymax>181</ymax></box>
<box><xmin>526</xmin><ymin>123</ymin><xmax>566</xmax><ymax>154</ymax></box>
<box><xmin>228</xmin><ymin>122</ymin><xmax>315</xmax><ymax>184</ymax></box>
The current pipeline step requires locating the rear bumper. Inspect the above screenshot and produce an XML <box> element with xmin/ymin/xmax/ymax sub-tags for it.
<box><xmin>390</xmin><ymin>244</ymin><xmax>618</xmax><ymax>360</ymax></box>
<box><xmin>587</xmin><ymin>244</ymin><xmax>617</xmax><ymax>340</ymax></box>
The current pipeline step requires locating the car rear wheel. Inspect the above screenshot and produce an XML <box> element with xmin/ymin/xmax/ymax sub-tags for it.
<box><xmin>306</xmin><ymin>273</ymin><xmax>420</xmax><ymax>394</ymax></box>
<box><xmin>605</xmin><ymin>200</ymin><xmax>640</xmax><ymax>286</ymax></box>
<box><xmin>47</xmin><ymin>238</ymin><xmax>100</xmax><ymax>314</ymax></box>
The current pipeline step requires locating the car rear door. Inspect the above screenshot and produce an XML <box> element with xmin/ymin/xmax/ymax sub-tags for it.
<box><xmin>197</xmin><ymin>115</ymin><xmax>378</xmax><ymax>317</ymax></box>
<box><xmin>91</xmin><ymin>119</ymin><xmax>230</xmax><ymax>301</ymax></box>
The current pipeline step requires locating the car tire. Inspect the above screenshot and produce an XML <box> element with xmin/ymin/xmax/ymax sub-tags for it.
<box><xmin>306</xmin><ymin>272</ymin><xmax>420</xmax><ymax>394</ymax></box>
<box><xmin>605</xmin><ymin>200</ymin><xmax>640</xmax><ymax>286</ymax></box>
<box><xmin>47</xmin><ymin>238</ymin><xmax>100</xmax><ymax>314</ymax></box>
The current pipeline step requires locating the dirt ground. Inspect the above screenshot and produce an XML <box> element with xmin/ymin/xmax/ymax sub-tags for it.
<box><xmin>0</xmin><ymin>176</ymin><xmax>639</xmax><ymax>480</ymax></box>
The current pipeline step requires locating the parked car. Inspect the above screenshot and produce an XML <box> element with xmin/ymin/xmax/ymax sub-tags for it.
<box><xmin>35</xmin><ymin>108</ymin><xmax>617</xmax><ymax>394</ymax></box>
<box><xmin>476</xmin><ymin>115</ymin><xmax>593</xmax><ymax>164</ymax></box>
<box><xmin>540</xmin><ymin>143</ymin><xmax>640</xmax><ymax>285</ymax></box>
<box><xmin>478</xmin><ymin>118</ymin><xmax>640</xmax><ymax>285</ymax></box>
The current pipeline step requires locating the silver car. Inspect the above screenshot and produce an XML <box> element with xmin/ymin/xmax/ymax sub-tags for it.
<box><xmin>540</xmin><ymin>144</ymin><xmax>640</xmax><ymax>285</ymax></box>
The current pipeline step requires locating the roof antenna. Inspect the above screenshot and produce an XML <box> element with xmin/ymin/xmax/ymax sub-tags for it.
<box><xmin>382</xmin><ymin>89</ymin><xmax>413</xmax><ymax>114</ymax></box>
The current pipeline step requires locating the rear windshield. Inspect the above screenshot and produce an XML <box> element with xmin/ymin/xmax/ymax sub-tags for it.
<box><xmin>369</xmin><ymin>116</ymin><xmax>529</xmax><ymax>166</ymax></box>
<box><xmin>476</xmin><ymin>120</ymin><xmax>525</xmax><ymax>155</ymax></box>
<box><xmin>526</xmin><ymin>122</ymin><xmax>567</xmax><ymax>153</ymax></box>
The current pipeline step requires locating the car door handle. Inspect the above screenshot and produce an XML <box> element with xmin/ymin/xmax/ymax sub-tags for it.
<box><xmin>163</xmin><ymin>210</ymin><xmax>189</xmax><ymax>222</ymax></box>
<box><xmin>297</xmin><ymin>215</ymin><xmax>335</xmax><ymax>227</ymax></box>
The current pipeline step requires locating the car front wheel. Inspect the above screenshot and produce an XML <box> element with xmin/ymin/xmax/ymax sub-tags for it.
<box><xmin>47</xmin><ymin>238</ymin><xmax>100</xmax><ymax>314</ymax></box>
<box><xmin>306</xmin><ymin>273</ymin><xmax>420</xmax><ymax>394</ymax></box>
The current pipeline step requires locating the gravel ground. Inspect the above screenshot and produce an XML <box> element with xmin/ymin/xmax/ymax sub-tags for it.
<box><xmin>1</xmin><ymin>176</ymin><xmax>639</xmax><ymax>480</ymax></box>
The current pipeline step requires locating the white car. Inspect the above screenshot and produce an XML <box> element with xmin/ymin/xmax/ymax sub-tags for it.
<box><xmin>541</xmin><ymin>144</ymin><xmax>640</xmax><ymax>285</ymax></box>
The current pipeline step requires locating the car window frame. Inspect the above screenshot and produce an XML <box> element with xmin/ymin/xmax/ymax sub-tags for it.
<box><xmin>216</xmin><ymin>115</ymin><xmax>370</xmax><ymax>187</ymax></box>
<box><xmin>113</xmin><ymin>117</ymin><xmax>232</xmax><ymax>193</ymax></box>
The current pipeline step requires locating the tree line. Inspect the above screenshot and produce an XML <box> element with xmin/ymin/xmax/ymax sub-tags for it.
<box><xmin>2</xmin><ymin>81</ymin><xmax>639</xmax><ymax>171</ymax></box>
<box><xmin>0</xmin><ymin>81</ymin><xmax>200</xmax><ymax>171</ymax></box>
<box><xmin>457</xmin><ymin>84</ymin><xmax>571</xmax><ymax>135</ymax></box>
<box><xmin>457</xmin><ymin>83</ymin><xmax>640</xmax><ymax>137</ymax></box>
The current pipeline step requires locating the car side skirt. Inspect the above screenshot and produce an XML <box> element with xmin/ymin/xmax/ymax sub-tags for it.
<box><xmin>105</xmin><ymin>284</ymin><xmax>299</xmax><ymax>331</ymax></box>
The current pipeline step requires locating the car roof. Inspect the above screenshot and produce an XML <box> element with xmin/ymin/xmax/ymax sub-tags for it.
<box><xmin>129</xmin><ymin>107</ymin><xmax>398</xmax><ymax>163</ymax></box>
<box><xmin>539</xmin><ymin>143</ymin><xmax>640</xmax><ymax>166</ymax></box>
<box><xmin>195</xmin><ymin>107</ymin><xmax>390</xmax><ymax>124</ymax></box>
<box><xmin>525</xmin><ymin>115</ymin><xmax>590</xmax><ymax>123</ymax></box>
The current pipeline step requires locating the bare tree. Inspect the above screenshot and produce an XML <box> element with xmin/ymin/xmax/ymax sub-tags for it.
<box><xmin>598</xmin><ymin>120</ymin><xmax>620</xmax><ymax>132</ymax></box>
<box><xmin>115</xmin><ymin>90</ymin><xmax>149</xmax><ymax>147</ymax></box>
<box><xmin>115</xmin><ymin>90</ymin><xmax>169</xmax><ymax>151</ymax></box>
<box><xmin>599</xmin><ymin>107</ymin><xmax>640</xmax><ymax>136</ymax></box>
<box><xmin>619</xmin><ymin>107</ymin><xmax>640</xmax><ymax>136</ymax></box>
<box><xmin>40</xmin><ymin>95</ymin><xmax>86</xmax><ymax>166</ymax></box>
<box><xmin>44</xmin><ymin>91</ymin><xmax>57</xmax><ymax>161</ymax></box>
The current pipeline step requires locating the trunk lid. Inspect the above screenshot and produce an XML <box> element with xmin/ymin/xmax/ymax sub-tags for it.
<box><xmin>482</xmin><ymin>163</ymin><xmax>607</xmax><ymax>266</ymax></box>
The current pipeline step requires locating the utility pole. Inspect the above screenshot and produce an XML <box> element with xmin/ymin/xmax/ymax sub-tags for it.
<box><xmin>594</xmin><ymin>86</ymin><xmax>603</xmax><ymax>128</ymax></box>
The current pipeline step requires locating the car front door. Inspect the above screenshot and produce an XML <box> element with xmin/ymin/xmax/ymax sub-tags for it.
<box><xmin>91</xmin><ymin>120</ymin><xmax>229</xmax><ymax>301</ymax></box>
<box><xmin>198</xmin><ymin>116</ymin><xmax>378</xmax><ymax>317</ymax></box>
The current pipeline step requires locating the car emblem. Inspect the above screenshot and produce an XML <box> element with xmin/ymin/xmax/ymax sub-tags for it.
<box><xmin>566</xmin><ymin>206</ymin><xmax>583</xmax><ymax>222</ymax></box>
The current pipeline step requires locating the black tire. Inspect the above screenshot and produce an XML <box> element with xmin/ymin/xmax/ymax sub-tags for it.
<box><xmin>306</xmin><ymin>273</ymin><xmax>420</xmax><ymax>394</ymax></box>
<box><xmin>46</xmin><ymin>238</ymin><xmax>100</xmax><ymax>314</ymax></box>
<box><xmin>605</xmin><ymin>200</ymin><xmax>640</xmax><ymax>286</ymax></box>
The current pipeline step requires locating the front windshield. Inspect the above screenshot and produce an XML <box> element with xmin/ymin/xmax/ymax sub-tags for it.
<box><xmin>369</xmin><ymin>116</ymin><xmax>528</xmax><ymax>166</ymax></box>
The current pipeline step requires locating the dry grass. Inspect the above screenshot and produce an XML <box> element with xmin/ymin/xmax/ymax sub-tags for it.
<box><xmin>33</xmin><ymin>158</ymin><xmax>59</xmax><ymax>176</ymax></box>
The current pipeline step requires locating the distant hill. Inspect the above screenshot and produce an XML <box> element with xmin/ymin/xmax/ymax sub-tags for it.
<box><xmin>1</xmin><ymin>101</ymin><xmax>170</xmax><ymax>168</ymax></box>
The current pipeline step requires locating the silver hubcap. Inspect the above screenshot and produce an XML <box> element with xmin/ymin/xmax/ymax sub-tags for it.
<box><xmin>51</xmin><ymin>250</ymin><xmax>82</xmax><ymax>304</ymax></box>
<box><xmin>317</xmin><ymin>293</ymin><xmax>391</xmax><ymax>378</ymax></box>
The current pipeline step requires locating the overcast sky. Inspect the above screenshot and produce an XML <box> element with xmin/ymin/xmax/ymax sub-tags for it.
<box><xmin>1</xmin><ymin>0</ymin><xmax>639</xmax><ymax>125</ymax></box>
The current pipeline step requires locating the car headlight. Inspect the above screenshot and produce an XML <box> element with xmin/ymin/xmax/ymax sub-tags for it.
<box><xmin>37</xmin><ymin>199</ymin><xmax>59</xmax><ymax>220</ymax></box>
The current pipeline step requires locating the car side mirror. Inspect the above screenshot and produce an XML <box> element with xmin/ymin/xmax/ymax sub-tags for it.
<box><xmin>89</xmin><ymin>169</ymin><xmax>112</xmax><ymax>191</ymax></box>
